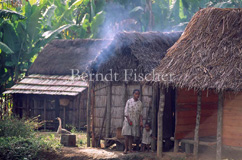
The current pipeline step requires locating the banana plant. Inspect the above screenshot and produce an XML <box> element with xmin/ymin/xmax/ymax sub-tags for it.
<box><xmin>0</xmin><ymin>0</ymin><xmax>78</xmax><ymax>94</ymax></box>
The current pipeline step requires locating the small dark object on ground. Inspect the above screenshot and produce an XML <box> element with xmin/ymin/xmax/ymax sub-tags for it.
<box><xmin>61</xmin><ymin>134</ymin><xmax>77</xmax><ymax>147</ymax></box>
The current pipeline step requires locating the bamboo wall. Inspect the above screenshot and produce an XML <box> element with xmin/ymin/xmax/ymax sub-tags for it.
<box><xmin>175</xmin><ymin>88</ymin><xmax>218</xmax><ymax>140</ymax></box>
<box><xmin>13</xmin><ymin>91</ymin><xmax>87</xmax><ymax>130</ymax></box>
<box><xmin>223</xmin><ymin>92</ymin><xmax>242</xmax><ymax>147</ymax></box>
<box><xmin>93</xmin><ymin>82</ymin><xmax>153</xmax><ymax>138</ymax></box>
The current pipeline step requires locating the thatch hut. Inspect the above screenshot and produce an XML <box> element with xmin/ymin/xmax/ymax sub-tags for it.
<box><xmin>4</xmin><ymin>39</ymin><xmax>110</xmax><ymax>130</ymax></box>
<box><xmin>87</xmin><ymin>31</ymin><xmax>182</xmax><ymax>148</ymax></box>
<box><xmin>151</xmin><ymin>8</ymin><xmax>242</xmax><ymax>159</ymax></box>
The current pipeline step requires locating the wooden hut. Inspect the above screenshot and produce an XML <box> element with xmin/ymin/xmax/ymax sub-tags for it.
<box><xmin>151</xmin><ymin>8</ymin><xmax>242</xmax><ymax>159</ymax></box>
<box><xmin>87</xmin><ymin>31</ymin><xmax>182</xmax><ymax>147</ymax></box>
<box><xmin>4</xmin><ymin>39</ymin><xmax>110</xmax><ymax>130</ymax></box>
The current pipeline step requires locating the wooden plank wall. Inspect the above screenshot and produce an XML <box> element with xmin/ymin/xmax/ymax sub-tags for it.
<box><xmin>175</xmin><ymin>88</ymin><xmax>218</xmax><ymax>140</ymax></box>
<box><xmin>93</xmin><ymin>82</ymin><xmax>107</xmax><ymax>137</ymax></box>
<box><xmin>223</xmin><ymin>92</ymin><xmax>242</xmax><ymax>147</ymax></box>
<box><xmin>111</xmin><ymin>85</ymin><xmax>126</xmax><ymax>136</ymax></box>
<box><xmin>79</xmin><ymin>89</ymin><xmax>87</xmax><ymax>127</ymax></box>
<box><xmin>13</xmin><ymin>92</ymin><xmax>87</xmax><ymax>130</ymax></box>
<box><xmin>93</xmin><ymin>83</ymin><xmax>153</xmax><ymax>138</ymax></box>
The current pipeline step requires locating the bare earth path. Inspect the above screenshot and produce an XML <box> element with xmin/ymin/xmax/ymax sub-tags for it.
<box><xmin>52</xmin><ymin>147</ymin><xmax>191</xmax><ymax>160</ymax></box>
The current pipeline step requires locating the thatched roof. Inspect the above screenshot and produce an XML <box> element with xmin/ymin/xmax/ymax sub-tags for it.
<box><xmin>91</xmin><ymin>31</ymin><xmax>182</xmax><ymax>81</ymax></box>
<box><xmin>152</xmin><ymin>8</ymin><xmax>242</xmax><ymax>91</ymax></box>
<box><xmin>4</xmin><ymin>74</ymin><xmax>87</xmax><ymax>96</ymax></box>
<box><xmin>4</xmin><ymin>39</ymin><xmax>110</xmax><ymax>96</ymax></box>
<box><xmin>29</xmin><ymin>39</ymin><xmax>110</xmax><ymax>75</ymax></box>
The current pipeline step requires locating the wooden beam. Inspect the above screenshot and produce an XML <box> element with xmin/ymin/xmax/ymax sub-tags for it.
<box><xmin>87</xmin><ymin>81</ymin><xmax>93</xmax><ymax>147</ymax></box>
<box><xmin>151</xmin><ymin>83</ymin><xmax>158</xmax><ymax>151</ymax></box>
<box><xmin>193</xmin><ymin>90</ymin><xmax>202</xmax><ymax>158</ymax></box>
<box><xmin>216</xmin><ymin>91</ymin><xmax>224</xmax><ymax>160</ymax></box>
<box><xmin>105</xmin><ymin>82</ymin><xmax>112</xmax><ymax>138</ymax></box>
<box><xmin>171</xmin><ymin>138</ymin><xmax>217</xmax><ymax>146</ymax></box>
<box><xmin>6</xmin><ymin>87</ymin><xmax>81</xmax><ymax>93</ymax></box>
<box><xmin>16</xmin><ymin>81</ymin><xmax>87</xmax><ymax>87</ymax></box>
<box><xmin>157</xmin><ymin>85</ymin><xmax>165</xmax><ymax>158</ymax></box>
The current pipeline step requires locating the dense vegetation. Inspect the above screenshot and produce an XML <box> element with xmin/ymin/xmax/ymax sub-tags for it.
<box><xmin>0</xmin><ymin>116</ymin><xmax>61</xmax><ymax>160</ymax></box>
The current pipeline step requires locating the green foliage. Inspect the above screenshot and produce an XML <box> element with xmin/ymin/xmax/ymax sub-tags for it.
<box><xmin>0</xmin><ymin>137</ymin><xmax>41</xmax><ymax>160</ymax></box>
<box><xmin>0</xmin><ymin>9</ymin><xmax>25</xmax><ymax>20</ymax></box>
<box><xmin>0</xmin><ymin>42</ymin><xmax>14</xmax><ymax>54</ymax></box>
<box><xmin>90</xmin><ymin>11</ymin><xmax>105</xmax><ymax>38</ymax></box>
<box><xmin>36</xmin><ymin>133</ymin><xmax>62</xmax><ymax>151</ymax></box>
<box><xmin>0</xmin><ymin>117</ymin><xmax>61</xmax><ymax>160</ymax></box>
<box><xmin>0</xmin><ymin>135</ymin><xmax>61</xmax><ymax>160</ymax></box>
<box><xmin>76</xmin><ymin>131</ymin><xmax>88</xmax><ymax>147</ymax></box>
<box><xmin>65</xmin><ymin>124</ymin><xmax>78</xmax><ymax>133</ymax></box>
<box><xmin>0</xmin><ymin>1</ymin><xmax>79</xmax><ymax>95</ymax></box>
<box><xmin>0</xmin><ymin>116</ymin><xmax>43</xmax><ymax>137</ymax></box>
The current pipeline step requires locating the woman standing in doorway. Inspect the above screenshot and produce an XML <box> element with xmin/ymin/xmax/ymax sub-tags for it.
<box><xmin>122</xmin><ymin>89</ymin><xmax>143</xmax><ymax>154</ymax></box>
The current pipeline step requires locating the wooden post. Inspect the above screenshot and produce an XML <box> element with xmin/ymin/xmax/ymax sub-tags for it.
<box><xmin>63</xmin><ymin>106</ymin><xmax>66</xmax><ymax>128</ymax></box>
<box><xmin>55</xmin><ymin>98</ymin><xmax>60</xmax><ymax>129</ymax></box>
<box><xmin>139</xmin><ymin>84</ymin><xmax>143</xmax><ymax>102</ymax></box>
<box><xmin>33</xmin><ymin>97</ymin><xmax>38</xmax><ymax>117</ymax></box>
<box><xmin>174</xmin><ymin>89</ymin><xmax>179</xmax><ymax>153</ymax></box>
<box><xmin>44</xmin><ymin>98</ymin><xmax>47</xmax><ymax>131</ymax></box>
<box><xmin>91</xmin><ymin>87</ymin><xmax>95</xmax><ymax>147</ymax></box>
<box><xmin>12</xmin><ymin>94</ymin><xmax>16</xmax><ymax>115</ymax></box>
<box><xmin>77</xmin><ymin>95</ymin><xmax>81</xmax><ymax>130</ymax></box>
<box><xmin>157</xmin><ymin>85</ymin><xmax>165</xmax><ymax>158</ymax></box>
<box><xmin>193</xmin><ymin>90</ymin><xmax>202</xmax><ymax>158</ymax></box>
<box><xmin>174</xmin><ymin>140</ymin><xmax>179</xmax><ymax>152</ymax></box>
<box><xmin>87</xmin><ymin>81</ymin><xmax>93</xmax><ymax>147</ymax></box>
<box><xmin>151</xmin><ymin>83</ymin><xmax>158</xmax><ymax>151</ymax></box>
<box><xmin>122</xmin><ymin>83</ymin><xmax>128</xmax><ymax>122</ymax></box>
<box><xmin>216</xmin><ymin>91</ymin><xmax>224</xmax><ymax>160</ymax></box>
<box><xmin>27</xmin><ymin>95</ymin><xmax>30</xmax><ymax>117</ymax></box>
<box><xmin>105</xmin><ymin>82</ymin><xmax>112</xmax><ymax>138</ymax></box>
<box><xmin>22</xmin><ymin>96</ymin><xmax>26</xmax><ymax>117</ymax></box>
<box><xmin>26</xmin><ymin>95</ymin><xmax>29</xmax><ymax>118</ymax></box>
<box><xmin>72</xmin><ymin>99</ymin><xmax>75</xmax><ymax>126</ymax></box>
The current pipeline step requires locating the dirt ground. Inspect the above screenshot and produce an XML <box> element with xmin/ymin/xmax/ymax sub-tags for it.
<box><xmin>55</xmin><ymin>147</ymin><xmax>191</xmax><ymax>160</ymax></box>
<box><xmin>37</xmin><ymin>132</ymin><xmax>242</xmax><ymax>160</ymax></box>
<box><xmin>41</xmin><ymin>146</ymin><xmax>242</xmax><ymax>160</ymax></box>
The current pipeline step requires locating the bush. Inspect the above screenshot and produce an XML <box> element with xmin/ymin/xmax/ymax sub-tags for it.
<box><xmin>0</xmin><ymin>137</ymin><xmax>40</xmax><ymax>160</ymax></box>
<box><xmin>0</xmin><ymin>116</ymin><xmax>43</xmax><ymax>138</ymax></box>
<box><xmin>0</xmin><ymin>116</ymin><xmax>61</xmax><ymax>160</ymax></box>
